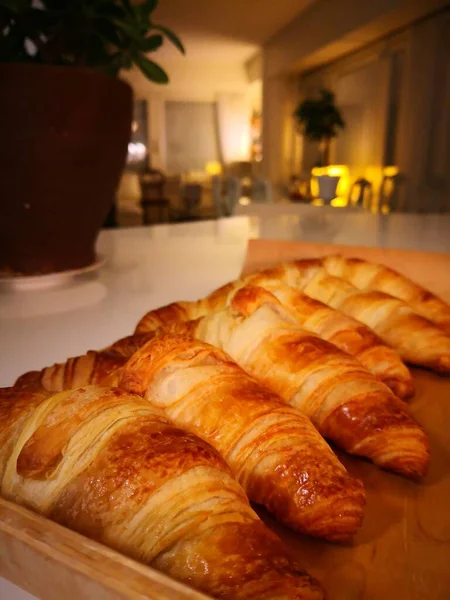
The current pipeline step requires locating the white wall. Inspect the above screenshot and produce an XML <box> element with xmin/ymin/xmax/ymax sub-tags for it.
<box><xmin>122</xmin><ymin>60</ymin><xmax>249</xmax><ymax>103</ymax></box>
<box><xmin>261</xmin><ymin>69</ymin><xmax>299</xmax><ymax>188</ymax></box>
<box><xmin>165</xmin><ymin>101</ymin><xmax>218</xmax><ymax>174</ymax></box>
<box><xmin>121</xmin><ymin>60</ymin><xmax>254</xmax><ymax>173</ymax></box>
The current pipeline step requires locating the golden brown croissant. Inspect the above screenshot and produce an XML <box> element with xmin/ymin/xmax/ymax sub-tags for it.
<box><xmin>288</xmin><ymin>260</ymin><xmax>450</xmax><ymax>374</ymax></box>
<box><xmin>14</xmin><ymin>336</ymin><xmax>365</xmax><ymax>542</ymax></box>
<box><xmin>321</xmin><ymin>255</ymin><xmax>450</xmax><ymax>334</ymax></box>
<box><xmin>180</xmin><ymin>269</ymin><xmax>414</xmax><ymax>400</ymax></box>
<box><xmin>136</xmin><ymin>286</ymin><xmax>430</xmax><ymax>479</ymax></box>
<box><xmin>119</xmin><ymin>333</ymin><xmax>365</xmax><ymax>541</ymax></box>
<box><xmin>0</xmin><ymin>385</ymin><xmax>324</xmax><ymax>600</ymax></box>
<box><xmin>14</xmin><ymin>350</ymin><xmax>126</xmax><ymax>391</ymax></box>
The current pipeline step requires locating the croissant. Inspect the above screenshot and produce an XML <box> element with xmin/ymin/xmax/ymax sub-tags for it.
<box><xmin>184</xmin><ymin>270</ymin><xmax>413</xmax><ymax>400</ymax></box>
<box><xmin>288</xmin><ymin>260</ymin><xmax>450</xmax><ymax>374</ymax></box>
<box><xmin>14</xmin><ymin>336</ymin><xmax>365</xmax><ymax>542</ymax></box>
<box><xmin>14</xmin><ymin>350</ymin><xmax>126</xmax><ymax>391</ymax></box>
<box><xmin>136</xmin><ymin>286</ymin><xmax>430</xmax><ymax>479</ymax></box>
<box><xmin>0</xmin><ymin>385</ymin><xmax>324</xmax><ymax>600</ymax></box>
<box><xmin>321</xmin><ymin>255</ymin><xmax>450</xmax><ymax>335</ymax></box>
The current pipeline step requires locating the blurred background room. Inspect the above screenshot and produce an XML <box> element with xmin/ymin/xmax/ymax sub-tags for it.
<box><xmin>1</xmin><ymin>0</ymin><xmax>450</xmax><ymax>281</ymax></box>
<box><xmin>115</xmin><ymin>0</ymin><xmax>450</xmax><ymax>227</ymax></box>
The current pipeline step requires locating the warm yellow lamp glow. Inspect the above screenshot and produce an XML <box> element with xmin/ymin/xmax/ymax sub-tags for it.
<box><xmin>330</xmin><ymin>196</ymin><xmax>348</xmax><ymax>207</ymax></box>
<box><xmin>311</xmin><ymin>164</ymin><xmax>348</xmax><ymax>177</ymax></box>
<box><xmin>310</xmin><ymin>177</ymin><xmax>319</xmax><ymax>198</ymax></box>
<box><xmin>383</xmin><ymin>166</ymin><xmax>399</xmax><ymax>177</ymax></box>
<box><xmin>205</xmin><ymin>161</ymin><xmax>222</xmax><ymax>176</ymax></box>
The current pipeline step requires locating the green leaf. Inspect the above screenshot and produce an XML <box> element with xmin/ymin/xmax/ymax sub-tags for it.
<box><xmin>139</xmin><ymin>33</ymin><xmax>162</xmax><ymax>52</ymax></box>
<box><xmin>0</xmin><ymin>0</ymin><xmax>183</xmax><ymax>76</ymax></box>
<box><xmin>132</xmin><ymin>51</ymin><xmax>168</xmax><ymax>83</ymax></box>
<box><xmin>95</xmin><ymin>18</ymin><xmax>123</xmax><ymax>47</ymax></box>
<box><xmin>114</xmin><ymin>19</ymin><xmax>143</xmax><ymax>43</ymax></box>
<box><xmin>294</xmin><ymin>87</ymin><xmax>344</xmax><ymax>141</ymax></box>
<box><xmin>152</xmin><ymin>23</ymin><xmax>185</xmax><ymax>54</ymax></box>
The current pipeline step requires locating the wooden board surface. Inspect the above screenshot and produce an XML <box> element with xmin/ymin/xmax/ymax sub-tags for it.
<box><xmin>243</xmin><ymin>239</ymin><xmax>450</xmax><ymax>600</ymax></box>
<box><xmin>1</xmin><ymin>239</ymin><xmax>449</xmax><ymax>600</ymax></box>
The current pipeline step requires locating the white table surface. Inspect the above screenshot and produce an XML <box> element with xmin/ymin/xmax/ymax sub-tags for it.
<box><xmin>235</xmin><ymin>202</ymin><xmax>450</xmax><ymax>253</ymax></box>
<box><xmin>0</xmin><ymin>217</ymin><xmax>250</xmax><ymax>600</ymax></box>
<box><xmin>0</xmin><ymin>217</ymin><xmax>250</xmax><ymax>388</ymax></box>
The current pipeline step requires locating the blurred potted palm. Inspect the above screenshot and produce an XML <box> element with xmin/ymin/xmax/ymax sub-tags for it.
<box><xmin>0</xmin><ymin>0</ymin><xmax>184</xmax><ymax>276</ymax></box>
<box><xmin>294</xmin><ymin>89</ymin><xmax>345</xmax><ymax>203</ymax></box>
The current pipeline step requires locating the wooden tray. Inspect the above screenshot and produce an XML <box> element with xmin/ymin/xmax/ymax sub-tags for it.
<box><xmin>1</xmin><ymin>239</ymin><xmax>449</xmax><ymax>600</ymax></box>
<box><xmin>243</xmin><ymin>240</ymin><xmax>450</xmax><ymax>600</ymax></box>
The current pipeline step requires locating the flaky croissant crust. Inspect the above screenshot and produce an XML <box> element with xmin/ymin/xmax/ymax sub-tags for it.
<box><xmin>135</xmin><ymin>286</ymin><xmax>430</xmax><ymax>480</ymax></box>
<box><xmin>0</xmin><ymin>385</ymin><xmax>324</xmax><ymax>600</ymax></box>
<box><xmin>13</xmin><ymin>334</ymin><xmax>366</xmax><ymax>542</ymax></box>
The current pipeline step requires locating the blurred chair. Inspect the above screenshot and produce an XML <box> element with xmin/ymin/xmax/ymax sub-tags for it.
<box><xmin>348</xmin><ymin>178</ymin><xmax>373</xmax><ymax>208</ymax></box>
<box><xmin>379</xmin><ymin>170</ymin><xmax>404</xmax><ymax>213</ymax></box>
<box><xmin>211</xmin><ymin>175</ymin><xmax>225</xmax><ymax>217</ymax></box>
<box><xmin>181</xmin><ymin>183</ymin><xmax>202</xmax><ymax>213</ymax></box>
<box><xmin>227</xmin><ymin>161</ymin><xmax>253</xmax><ymax>180</ymax></box>
<box><xmin>224</xmin><ymin>176</ymin><xmax>242</xmax><ymax>216</ymax></box>
<box><xmin>251</xmin><ymin>178</ymin><xmax>272</xmax><ymax>203</ymax></box>
<box><xmin>164</xmin><ymin>175</ymin><xmax>182</xmax><ymax>204</ymax></box>
<box><xmin>139</xmin><ymin>168</ymin><xmax>170</xmax><ymax>225</ymax></box>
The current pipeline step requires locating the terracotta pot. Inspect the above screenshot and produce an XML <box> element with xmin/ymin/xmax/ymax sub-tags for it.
<box><xmin>0</xmin><ymin>63</ymin><xmax>132</xmax><ymax>276</ymax></box>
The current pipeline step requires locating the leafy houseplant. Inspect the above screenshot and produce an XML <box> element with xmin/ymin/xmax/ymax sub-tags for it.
<box><xmin>0</xmin><ymin>0</ymin><xmax>185</xmax><ymax>83</ymax></box>
<box><xmin>0</xmin><ymin>0</ymin><xmax>184</xmax><ymax>276</ymax></box>
<box><xmin>294</xmin><ymin>89</ymin><xmax>345</xmax><ymax>167</ymax></box>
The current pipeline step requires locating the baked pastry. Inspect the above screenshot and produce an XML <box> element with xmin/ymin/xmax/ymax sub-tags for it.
<box><xmin>15</xmin><ymin>336</ymin><xmax>365</xmax><ymax>542</ymax></box>
<box><xmin>120</xmin><ymin>333</ymin><xmax>365</xmax><ymax>541</ymax></box>
<box><xmin>0</xmin><ymin>385</ymin><xmax>324</xmax><ymax>600</ymax></box>
<box><xmin>134</xmin><ymin>271</ymin><xmax>414</xmax><ymax>400</ymax></box>
<box><xmin>249</xmin><ymin>278</ymin><xmax>413</xmax><ymax>399</ymax></box>
<box><xmin>184</xmin><ymin>271</ymin><xmax>414</xmax><ymax>400</ymax></box>
<box><xmin>288</xmin><ymin>260</ymin><xmax>450</xmax><ymax>374</ymax></box>
<box><xmin>14</xmin><ymin>350</ymin><xmax>126</xmax><ymax>391</ymax></box>
<box><xmin>321</xmin><ymin>255</ymin><xmax>450</xmax><ymax>334</ymax></box>
<box><xmin>136</xmin><ymin>286</ymin><xmax>430</xmax><ymax>479</ymax></box>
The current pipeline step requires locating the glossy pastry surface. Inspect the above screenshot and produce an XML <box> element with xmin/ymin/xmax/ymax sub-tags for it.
<box><xmin>14</xmin><ymin>336</ymin><xmax>366</xmax><ymax>542</ymax></box>
<box><xmin>136</xmin><ymin>286</ymin><xmax>430</xmax><ymax>479</ymax></box>
<box><xmin>119</xmin><ymin>333</ymin><xmax>365</xmax><ymax>541</ymax></box>
<box><xmin>322</xmin><ymin>255</ymin><xmax>450</xmax><ymax>334</ymax></box>
<box><xmin>192</xmin><ymin>271</ymin><xmax>414</xmax><ymax>400</ymax></box>
<box><xmin>0</xmin><ymin>385</ymin><xmax>324</xmax><ymax>600</ymax></box>
<box><xmin>290</xmin><ymin>260</ymin><xmax>450</xmax><ymax>374</ymax></box>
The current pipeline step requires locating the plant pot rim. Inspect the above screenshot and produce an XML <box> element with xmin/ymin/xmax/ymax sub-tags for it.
<box><xmin>0</xmin><ymin>62</ymin><xmax>131</xmax><ymax>91</ymax></box>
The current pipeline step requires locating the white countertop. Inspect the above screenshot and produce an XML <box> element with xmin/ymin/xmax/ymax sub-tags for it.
<box><xmin>0</xmin><ymin>217</ymin><xmax>250</xmax><ymax>388</ymax></box>
<box><xmin>235</xmin><ymin>202</ymin><xmax>450</xmax><ymax>253</ymax></box>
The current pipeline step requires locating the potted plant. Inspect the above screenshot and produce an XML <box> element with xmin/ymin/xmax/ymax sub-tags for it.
<box><xmin>294</xmin><ymin>89</ymin><xmax>345</xmax><ymax>203</ymax></box>
<box><xmin>0</xmin><ymin>0</ymin><xmax>184</xmax><ymax>276</ymax></box>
